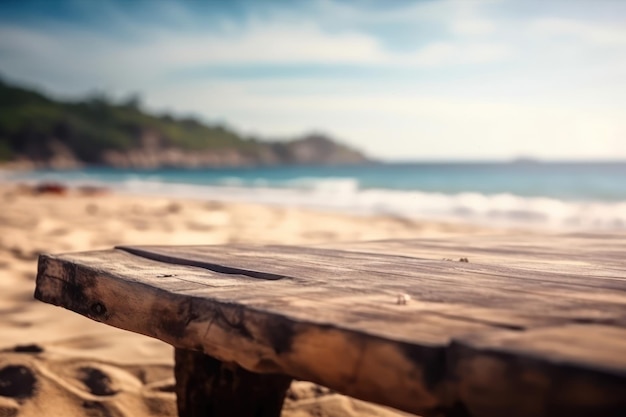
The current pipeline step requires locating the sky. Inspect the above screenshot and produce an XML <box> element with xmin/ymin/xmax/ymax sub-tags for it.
<box><xmin>0</xmin><ymin>0</ymin><xmax>625</xmax><ymax>161</ymax></box>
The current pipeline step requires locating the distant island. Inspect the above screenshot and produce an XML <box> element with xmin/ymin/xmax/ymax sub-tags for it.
<box><xmin>0</xmin><ymin>78</ymin><xmax>369</xmax><ymax>169</ymax></box>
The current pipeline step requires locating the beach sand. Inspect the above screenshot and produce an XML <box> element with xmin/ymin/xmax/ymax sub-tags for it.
<box><xmin>0</xmin><ymin>184</ymin><xmax>503</xmax><ymax>417</ymax></box>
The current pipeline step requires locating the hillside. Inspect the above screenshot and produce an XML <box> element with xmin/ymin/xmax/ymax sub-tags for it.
<box><xmin>0</xmin><ymin>79</ymin><xmax>368</xmax><ymax>169</ymax></box>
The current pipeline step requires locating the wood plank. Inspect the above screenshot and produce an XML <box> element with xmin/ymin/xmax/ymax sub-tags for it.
<box><xmin>34</xmin><ymin>249</ymin><xmax>457</xmax><ymax>415</ymax></box>
<box><xmin>449</xmin><ymin>325</ymin><xmax>626</xmax><ymax>417</ymax></box>
<box><xmin>174</xmin><ymin>348</ymin><xmax>292</xmax><ymax>417</ymax></box>
<box><xmin>320</xmin><ymin>233</ymin><xmax>626</xmax><ymax>272</ymax></box>
<box><xmin>117</xmin><ymin>242</ymin><xmax>626</xmax><ymax>326</ymax></box>
<box><xmin>34</xmin><ymin>234</ymin><xmax>626</xmax><ymax>416</ymax></box>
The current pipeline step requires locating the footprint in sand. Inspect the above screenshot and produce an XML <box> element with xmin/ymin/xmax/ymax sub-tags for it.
<box><xmin>0</xmin><ymin>348</ymin><xmax>38</xmax><ymax>416</ymax></box>
<box><xmin>0</xmin><ymin>365</ymin><xmax>37</xmax><ymax>401</ymax></box>
<box><xmin>47</xmin><ymin>360</ymin><xmax>130</xmax><ymax>399</ymax></box>
<box><xmin>0</xmin><ymin>346</ymin><xmax>178</xmax><ymax>417</ymax></box>
<box><xmin>7</xmin><ymin>345</ymin><xmax>44</xmax><ymax>354</ymax></box>
<box><xmin>77</xmin><ymin>367</ymin><xmax>118</xmax><ymax>396</ymax></box>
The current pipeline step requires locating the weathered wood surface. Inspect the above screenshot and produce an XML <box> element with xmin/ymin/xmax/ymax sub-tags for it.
<box><xmin>34</xmin><ymin>233</ymin><xmax>626</xmax><ymax>416</ymax></box>
<box><xmin>174</xmin><ymin>348</ymin><xmax>292</xmax><ymax>417</ymax></box>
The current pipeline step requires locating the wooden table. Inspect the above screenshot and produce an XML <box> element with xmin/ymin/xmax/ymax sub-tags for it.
<box><xmin>34</xmin><ymin>234</ymin><xmax>626</xmax><ymax>417</ymax></box>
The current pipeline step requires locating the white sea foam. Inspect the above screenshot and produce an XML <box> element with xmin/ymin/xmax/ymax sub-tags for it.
<box><xmin>4</xmin><ymin>171</ymin><xmax>625</xmax><ymax>230</ymax></box>
<box><xmin>112</xmin><ymin>177</ymin><xmax>626</xmax><ymax>231</ymax></box>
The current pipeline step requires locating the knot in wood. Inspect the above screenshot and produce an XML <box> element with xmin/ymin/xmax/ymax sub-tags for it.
<box><xmin>90</xmin><ymin>302</ymin><xmax>107</xmax><ymax>317</ymax></box>
<box><xmin>396</xmin><ymin>294</ymin><xmax>411</xmax><ymax>305</ymax></box>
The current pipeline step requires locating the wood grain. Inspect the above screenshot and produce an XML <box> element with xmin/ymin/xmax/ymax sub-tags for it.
<box><xmin>174</xmin><ymin>348</ymin><xmax>292</xmax><ymax>417</ymax></box>
<box><xmin>34</xmin><ymin>233</ymin><xmax>626</xmax><ymax>416</ymax></box>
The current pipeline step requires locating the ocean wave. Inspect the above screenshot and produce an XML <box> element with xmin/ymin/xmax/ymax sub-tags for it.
<box><xmin>282</xmin><ymin>177</ymin><xmax>360</xmax><ymax>193</ymax></box>
<box><xmin>5</xmin><ymin>172</ymin><xmax>626</xmax><ymax>230</ymax></box>
<box><xmin>112</xmin><ymin>178</ymin><xmax>626</xmax><ymax>230</ymax></box>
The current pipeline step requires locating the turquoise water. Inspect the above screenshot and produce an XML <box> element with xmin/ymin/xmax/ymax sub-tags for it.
<box><xmin>4</xmin><ymin>162</ymin><xmax>626</xmax><ymax>229</ymax></box>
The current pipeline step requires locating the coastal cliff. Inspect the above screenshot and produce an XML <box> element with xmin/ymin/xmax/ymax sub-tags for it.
<box><xmin>0</xmin><ymin>78</ymin><xmax>369</xmax><ymax>169</ymax></box>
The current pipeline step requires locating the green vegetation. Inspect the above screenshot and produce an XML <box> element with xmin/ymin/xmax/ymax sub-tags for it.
<box><xmin>0</xmin><ymin>78</ymin><xmax>366</xmax><ymax>167</ymax></box>
<box><xmin>0</xmin><ymin>78</ymin><xmax>254</xmax><ymax>163</ymax></box>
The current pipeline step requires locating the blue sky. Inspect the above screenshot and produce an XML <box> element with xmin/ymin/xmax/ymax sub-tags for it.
<box><xmin>1</xmin><ymin>0</ymin><xmax>625</xmax><ymax>160</ymax></box>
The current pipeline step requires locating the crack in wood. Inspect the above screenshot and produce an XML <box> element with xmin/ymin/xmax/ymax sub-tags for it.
<box><xmin>116</xmin><ymin>246</ymin><xmax>289</xmax><ymax>281</ymax></box>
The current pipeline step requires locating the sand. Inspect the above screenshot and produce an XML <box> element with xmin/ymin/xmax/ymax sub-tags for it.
<box><xmin>0</xmin><ymin>184</ymin><xmax>500</xmax><ymax>417</ymax></box>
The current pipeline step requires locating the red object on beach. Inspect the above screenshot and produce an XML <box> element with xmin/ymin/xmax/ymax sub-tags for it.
<box><xmin>34</xmin><ymin>182</ymin><xmax>68</xmax><ymax>195</ymax></box>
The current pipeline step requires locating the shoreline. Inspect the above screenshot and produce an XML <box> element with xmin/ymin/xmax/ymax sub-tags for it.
<box><xmin>3</xmin><ymin>173</ymin><xmax>626</xmax><ymax>232</ymax></box>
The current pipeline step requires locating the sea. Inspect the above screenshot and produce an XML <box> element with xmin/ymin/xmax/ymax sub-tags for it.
<box><xmin>3</xmin><ymin>162</ymin><xmax>626</xmax><ymax>230</ymax></box>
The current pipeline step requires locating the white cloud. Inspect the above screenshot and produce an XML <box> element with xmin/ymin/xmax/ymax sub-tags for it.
<box><xmin>138</xmin><ymin>23</ymin><xmax>509</xmax><ymax>69</ymax></box>
<box><xmin>312</xmin><ymin>0</ymin><xmax>497</xmax><ymax>29</ymax></box>
<box><xmin>450</xmin><ymin>17</ymin><xmax>496</xmax><ymax>36</ymax></box>
<box><xmin>144</xmin><ymin>23</ymin><xmax>384</xmax><ymax>66</ymax></box>
<box><xmin>0</xmin><ymin>26</ymin><xmax>125</xmax><ymax>92</ymax></box>
<box><xmin>0</xmin><ymin>7</ymin><xmax>512</xmax><ymax>97</ymax></box>
<box><xmin>1</xmin><ymin>0</ymin><xmax>625</xmax><ymax>159</ymax></box>
<box><xmin>407</xmin><ymin>41</ymin><xmax>510</xmax><ymax>67</ymax></box>
<box><xmin>144</xmin><ymin>78</ymin><xmax>625</xmax><ymax>160</ymax></box>
<box><xmin>530</xmin><ymin>18</ymin><xmax>626</xmax><ymax>46</ymax></box>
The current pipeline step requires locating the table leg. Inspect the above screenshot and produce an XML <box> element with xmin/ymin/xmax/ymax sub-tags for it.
<box><xmin>174</xmin><ymin>348</ymin><xmax>293</xmax><ymax>417</ymax></box>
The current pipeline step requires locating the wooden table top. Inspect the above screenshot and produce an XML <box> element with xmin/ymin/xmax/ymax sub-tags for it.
<box><xmin>35</xmin><ymin>233</ymin><xmax>626</xmax><ymax>417</ymax></box>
